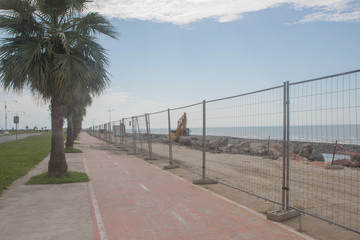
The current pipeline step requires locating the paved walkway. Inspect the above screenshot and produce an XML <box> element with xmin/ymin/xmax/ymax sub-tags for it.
<box><xmin>0</xmin><ymin>151</ymin><xmax>93</xmax><ymax>240</ymax></box>
<box><xmin>81</xmin><ymin>133</ymin><xmax>311</xmax><ymax>240</ymax></box>
<box><xmin>0</xmin><ymin>132</ymin><xmax>313</xmax><ymax>239</ymax></box>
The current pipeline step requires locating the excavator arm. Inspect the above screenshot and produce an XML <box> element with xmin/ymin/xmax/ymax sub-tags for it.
<box><xmin>171</xmin><ymin>112</ymin><xmax>189</xmax><ymax>142</ymax></box>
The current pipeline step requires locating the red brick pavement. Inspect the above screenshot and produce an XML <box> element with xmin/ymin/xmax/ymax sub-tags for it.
<box><xmin>80</xmin><ymin>133</ymin><xmax>312</xmax><ymax>240</ymax></box>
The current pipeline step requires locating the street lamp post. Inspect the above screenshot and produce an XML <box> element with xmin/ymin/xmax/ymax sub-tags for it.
<box><xmin>108</xmin><ymin>108</ymin><xmax>114</xmax><ymax>124</ymax></box>
<box><xmin>0</xmin><ymin>100</ymin><xmax>17</xmax><ymax>130</ymax></box>
<box><xmin>108</xmin><ymin>108</ymin><xmax>114</xmax><ymax>143</ymax></box>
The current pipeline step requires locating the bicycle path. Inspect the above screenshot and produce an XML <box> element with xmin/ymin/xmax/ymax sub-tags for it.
<box><xmin>80</xmin><ymin>132</ymin><xmax>312</xmax><ymax>240</ymax></box>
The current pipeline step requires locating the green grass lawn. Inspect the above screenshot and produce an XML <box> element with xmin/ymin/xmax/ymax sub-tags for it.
<box><xmin>0</xmin><ymin>133</ymin><xmax>51</xmax><ymax>195</ymax></box>
<box><xmin>26</xmin><ymin>171</ymin><xmax>89</xmax><ymax>185</ymax></box>
<box><xmin>64</xmin><ymin>148</ymin><xmax>83</xmax><ymax>153</ymax></box>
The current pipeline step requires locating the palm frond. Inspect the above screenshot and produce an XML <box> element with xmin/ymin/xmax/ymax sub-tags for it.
<box><xmin>0</xmin><ymin>3</ymin><xmax>40</xmax><ymax>37</ymax></box>
<box><xmin>74</xmin><ymin>12</ymin><xmax>118</xmax><ymax>39</ymax></box>
<box><xmin>1</xmin><ymin>0</ymin><xmax>117</xmax><ymax>106</ymax></box>
<box><xmin>0</xmin><ymin>0</ymin><xmax>33</xmax><ymax>13</ymax></box>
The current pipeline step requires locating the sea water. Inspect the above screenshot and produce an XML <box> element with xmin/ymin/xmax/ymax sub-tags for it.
<box><xmin>322</xmin><ymin>153</ymin><xmax>351</xmax><ymax>163</ymax></box>
<box><xmin>150</xmin><ymin>125</ymin><xmax>360</xmax><ymax>145</ymax></box>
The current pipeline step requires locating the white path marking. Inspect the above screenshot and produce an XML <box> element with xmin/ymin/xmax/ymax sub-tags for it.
<box><xmin>113</xmin><ymin>161</ymin><xmax>118</xmax><ymax>166</ymax></box>
<box><xmin>122</xmin><ymin>169</ymin><xmax>129</xmax><ymax>175</ymax></box>
<box><xmin>83</xmin><ymin>154</ymin><xmax>108</xmax><ymax>240</ymax></box>
<box><xmin>171</xmin><ymin>211</ymin><xmax>188</xmax><ymax>226</ymax></box>
<box><xmin>139</xmin><ymin>183</ymin><xmax>150</xmax><ymax>192</ymax></box>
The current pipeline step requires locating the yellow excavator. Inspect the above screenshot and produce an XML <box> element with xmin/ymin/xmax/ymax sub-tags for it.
<box><xmin>171</xmin><ymin>112</ymin><xmax>190</xmax><ymax>142</ymax></box>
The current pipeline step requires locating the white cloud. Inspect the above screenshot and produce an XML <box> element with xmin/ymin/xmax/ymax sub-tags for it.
<box><xmin>89</xmin><ymin>0</ymin><xmax>360</xmax><ymax>24</ymax></box>
<box><xmin>300</xmin><ymin>10</ymin><xmax>360</xmax><ymax>23</ymax></box>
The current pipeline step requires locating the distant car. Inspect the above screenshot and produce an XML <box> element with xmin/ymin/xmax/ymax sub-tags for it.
<box><xmin>3</xmin><ymin>131</ymin><xmax>10</xmax><ymax>135</ymax></box>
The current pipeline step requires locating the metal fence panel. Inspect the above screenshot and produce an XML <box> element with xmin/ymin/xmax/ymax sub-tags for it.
<box><xmin>205</xmin><ymin>86</ymin><xmax>285</xmax><ymax>204</ymax></box>
<box><xmin>120</xmin><ymin>117</ymin><xmax>132</xmax><ymax>151</ymax></box>
<box><xmin>288</xmin><ymin>71</ymin><xmax>360</xmax><ymax>233</ymax></box>
<box><xmin>169</xmin><ymin>103</ymin><xmax>203</xmax><ymax>174</ymax></box>
<box><xmin>135</xmin><ymin>115</ymin><xmax>148</xmax><ymax>155</ymax></box>
<box><xmin>147</xmin><ymin>110</ymin><xmax>169</xmax><ymax>161</ymax></box>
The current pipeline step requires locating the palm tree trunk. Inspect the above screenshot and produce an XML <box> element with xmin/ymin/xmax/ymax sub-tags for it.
<box><xmin>74</xmin><ymin>122</ymin><xmax>82</xmax><ymax>138</ymax></box>
<box><xmin>65</xmin><ymin>114</ymin><xmax>74</xmax><ymax>149</ymax></box>
<box><xmin>48</xmin><ymin>94</ymin><xmax>68</xmax><ymax>176</ymax></box>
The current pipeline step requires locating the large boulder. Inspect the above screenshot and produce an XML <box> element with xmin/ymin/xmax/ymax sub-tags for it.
<box><xmin>219</xmin><ymin>145</ymin><xmax>233</xmax><ymax>154</ymax></box>
<box><xmin>350</xmin><ymin>155</ymin><xmax>360</xmax><ymax>167</ymax></box>
<box><xmin>350</xmin><ymin>160</ymin><xmax>360</xmax><ymax>168</ymax></box>
<box><xmin>290</xmin><ymin>143</ymin><xmax>301</xmax><ymax>155</ymax></box>
<box><xmin>331</xmin><ymin>155</ymin><xmax>360</xmax><ymax>168</ymax></box>
<box><xmin>208</xmin><ymin>138</ymin><xmax>228</xmax><ymax>150</ymax></box>
<box><xmin>299</xmin><ymin>143</ymin><xmax>324</xmax><ymax>162</ymax></box>
<box><xmin>308</xmin><ymin>149</ymin><xmax>325</xmax><ymax>162</ymax></box>
<box><xmin>268</xmin><ymin>145</ymin><xmax>283</xmax><ymax>159</ymax></box>
<box><xmin>234</xmin><ymin>141</ymin><xmax>251</xmax><ymax>154</ymax></box>
<box><xmin>249</xmin><ymin>142</ymin><xmax>267</xmax><ymax>156</ymax></box>
<box><xmin>299</xmin><ymin>143</ymin><xmax>312</xmax><ymax>158</ymax></box>
<box><xmin>234</xmin><ymin>141</ymin><xmax>267</xmax><ymax>156</ymax></box>
<box><xmin>179</xmin><ymin>136</ymin><xmax>192</xmax><ymax>146</ymax></box>
<box><xmin>333</xmin><ymin>158</ymin><xmax>351</xmax><ymax>167</ymax></box>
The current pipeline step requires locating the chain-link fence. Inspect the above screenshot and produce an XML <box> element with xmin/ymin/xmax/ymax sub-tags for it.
<box><xmin>86</xmin><ymin>69</ymin><xmax>360</xmax><ymax>234</ymax></box>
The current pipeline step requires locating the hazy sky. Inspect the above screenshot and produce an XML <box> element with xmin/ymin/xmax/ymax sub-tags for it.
<box><xmin>0</xmin><ymin>0</ymin><xmax>359</xmax><ymax>130</ymax></box>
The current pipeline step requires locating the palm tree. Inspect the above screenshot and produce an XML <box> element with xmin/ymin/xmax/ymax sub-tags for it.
<box><xmin>64</xmin><ymin>90</ymin><xmax>92</xmax><ymax>149</ymax></box>
<box><xmin>0</xmin><ymin>0</ymin><xmax>117</xmax><ymax>176</ymax></box>
<box><xmin>72</xmin><ymin>98</ymin><xmax>90</xmax><ymax>140</ymax></box>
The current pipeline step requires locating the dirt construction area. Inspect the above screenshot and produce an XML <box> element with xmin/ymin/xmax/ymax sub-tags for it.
<box><xmin>99</xmin><ymin>133</ymin><xmax>360</xmax><ymax>240</ymax></box>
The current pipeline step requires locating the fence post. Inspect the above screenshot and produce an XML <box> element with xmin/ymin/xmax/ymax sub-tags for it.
<box><xmin>105</xmin><ymin>123</ymin><xmax>108</xmax><ymax>141</ymax></box>
<box><xmin>119</xmin><ymin>119</ymin><xmax>123</xmax><ymax>148</ymax></box>
<box><xmin>285</xmin><ymin>81</ymin><xmax>290</xmax><ymax>211</ymax></box>
<box><xmin>282</xmin><ymin>81</ymin><xmax>287</xmax><ymax>211</ymax></box>
<box><xmin>114</xmin><ymin>121</ymin><xmax>118</xmax><ymax>145</ymax></box>
<box><xmin>135</xmin><ymin>116</ymin><xmax>143</xmax><ymax>153</ymax></box>
<box><xmin>117</xmin><ymin>119</ymin><xmax>126</xmax><ymax>151</ymax></box>
<box><xmin>267</xmin><ymin>81</ymin><xmax>299</xmax><ymax>222</ymax></box>
<box><xmin>129</xmin><ymin>116</ymin><xmax>137</xmax><ymax>155</ymax></box>
<box><xmin>145</xmin><ymin>113</ymin><xmax>157</xmax><ymax>160</ymax></box>
<box><xmin>105</xmin><ymin>123</ymin><xmax>107</xmax><ymax>141</ymax></box>
<box><xmin>164</xmin><ymin>108</ymin><xmax>178</xmax><ymax>169</ymax></box>
<box><xmin>109</xmin><ymin>122</ymin><xmax>112</xmax><ymax>144</ymax></box>
<box><xmin>122</xmin><ymin>118</ymin><xmax>126</xmax><ymax>150</ymax></box>
<box><xmin>202</xmin><ymin>99</ymin><xmax>206</xmax><ymax>179</ymax></box>
<box><xmin>193</xmin><ymin>100</ymin><xmax>217</xmax><ymax>185</ymax></box>
<box><xmin>111</xmin><ymin>122</ymin><xmax>113</xmax><ymax>144</ymax></box>
<box><xmin>101</xmin><ymin>124</ymin><xmax>103</xmax><ymax>140</ymax></box>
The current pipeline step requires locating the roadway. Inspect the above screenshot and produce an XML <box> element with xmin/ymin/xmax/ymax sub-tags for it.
<box><xmin>0</xmin><ymin>133</ymin><xmax>42</xmax><ymax>144</ymax></box>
